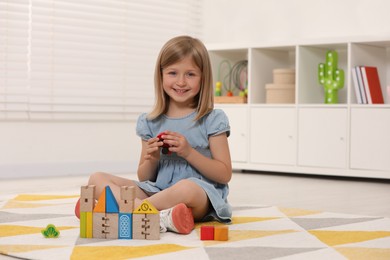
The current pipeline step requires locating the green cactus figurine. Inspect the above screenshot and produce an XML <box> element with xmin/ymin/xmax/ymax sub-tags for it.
<box><xmin>318</xmin><ymin>50</ymin><xmax>344</xmax><ymax>104</ymax></box>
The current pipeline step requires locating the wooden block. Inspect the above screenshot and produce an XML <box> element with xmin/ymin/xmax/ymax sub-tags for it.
<box><xmin>105</xmin><ymin>186</ymin><xmax>119</xmax><ymax>213</ymax></box>
<box><xmin>120</xmin><ymin>186</ymin><xmax>135</xmax><ymax>200</ymax></box>
<box><xmin>86</xmin><ymin>211</ymin><xmax>93</xmax><ymax>238</ymax></box>
<box><xmin>93</xmin><ymin>212</ymin><xmax>107</xmax><ymax>239</ymax></box>
<box><xmin>80</xmin><ymin>185</ymin><xmax>95</xmax><ymax>212</ymax></box>
<box><xmin>81</xmin><ymin>185</ymin><xmax>95</xmax><ymax>199</ymax></box>
<box><xmin>132</xmin><ymin>213</ymin><xmax>160</xmax><ymax>240</ymax></box>
<box><xmin>105</xmin><ymin>213</ymin><xmax>119</xmax><ymax>239</ymax></box>
<box><xmin>119</xmin><ymin>213</ymin><xmax>132</xmax><ymax>239</ymax></box>
<box><xmin>133</xmin><ymin>200</ymin><xmax>159</xmax><ymax>214</ymax></box>
<box><xmin>93</xmin><ymin>188</ymin><xmax>106</xmax><ymax>213</ymax></box>
<box><xmin>120</xmin><ymin>186</ymin><xmax>135</xmax><ymax>213</ymax></box>
<box><xmin>80</xmin><ymin>212</ymin><xmax>87</xmax><ymax>238</ymax></box>
<box><xmin>132</xmin><ymin>214</ymin><xmax>146</xmax><ymax>240</ymax></box>
<box><xmin>214</xmin><ymin>225</ymin><xmax>229</xmax><ymax>241</ymax></box>
<box><xmin>200</xmin><ymin>225</ymin><xmax>214</xmax><ymax>240</ymax></box>
<box><xmin>145</xmin><ymin>213</ymin><xmax>160</xmax><ymax>240</ymax></box>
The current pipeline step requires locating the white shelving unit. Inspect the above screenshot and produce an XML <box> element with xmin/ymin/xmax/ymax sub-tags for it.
<box><xmin>210</xmin><ymin>37</ymin><xmax>390</xmax><ymax>179</ymax></box>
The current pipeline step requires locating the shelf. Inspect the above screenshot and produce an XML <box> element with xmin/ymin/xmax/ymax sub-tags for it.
<box><xmin>209</xmin><ymin>38</ymin><xmax>390</xmax><ymax>179</ymax></box>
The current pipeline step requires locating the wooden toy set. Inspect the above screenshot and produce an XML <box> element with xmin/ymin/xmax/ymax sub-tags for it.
<box><xmin>214</xmin><ymin>59</ymin><xmax>248</xmax><ymax>104</ymax></box>
<box><xmin>79</xmin><ymin>185</ymin><xmax>160</xmax><ymax>240</ymax></box>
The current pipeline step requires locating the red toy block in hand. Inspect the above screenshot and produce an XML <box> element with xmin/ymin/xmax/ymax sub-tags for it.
<box><xmin>157</xmin><ymin>132</ymin><xmax>171</xmax><ymax>155</ymax></box>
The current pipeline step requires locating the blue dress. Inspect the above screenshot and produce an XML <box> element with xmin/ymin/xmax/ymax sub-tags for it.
<box><xmin>135</xmin><ymin>109</ymin><xmax>232</xmax><ymax>223</ymax></box>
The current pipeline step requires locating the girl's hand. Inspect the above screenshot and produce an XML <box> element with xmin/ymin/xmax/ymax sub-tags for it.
<box><xmin>160</xmin><ymin>131</ymin><xmax>192</xmax><ymax>158</ymax></box>
<box><xmin>144</xmin><ymin>137</ymin><xmax>163</xmax><ymax>161</ymax></box>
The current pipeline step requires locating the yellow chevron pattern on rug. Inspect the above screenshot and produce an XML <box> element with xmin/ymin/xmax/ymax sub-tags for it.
<box><xmin>309</xmin><ymin>230</ymin><xmax>390</xmax><ymax>246</ymax></box>
<box><xmin>0</xmin><ymin>245</ymin><xmax>67</xmax><ymax>254</ymax></box>
<box><xmin>0</xmin><ymin>193</ymin><xmax>389</xmax><ymax>259</ymax></box>
<box><xmin>335</xmin><ymin>247</ymin><xmax>390</xmax><ymax>260</ymax></box>
<box><xmin>0</xmin><ymin>225</ymin><xmax>76</xmax><ymax>237</ymax></box>
<box><xmin>71</xmin><ymin>244</ymin><xmax>194</xmax><ymax>259</ymax></box>
<box><xmin>13</xmin><ymin>194</ymin><xmax>79</xmax><ymax>201</ymax></box>
<box><xmin>279</xmin><ymin>207</ymin><xmax>322</xmax><ymax>217</ymax></box>
<box><xmin>3</xmin><ymin>200</ymin><xmax>56</xmax><ymax>209</ymax></box>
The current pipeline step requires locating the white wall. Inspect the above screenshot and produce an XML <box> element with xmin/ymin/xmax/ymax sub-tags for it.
<box><xmin>203</xmin><ymin>0</ymin><xmax>390</xmax><ymax>44</ymax></box>
<box><xmin>0</xmin><ymin>121</ymin><xmax>140</xmax><ymax>179</ymax></box>
<box><xmin>3</xmin><ymin>0</ymin><xmax>390</xmax><ymax>179</ymax></box>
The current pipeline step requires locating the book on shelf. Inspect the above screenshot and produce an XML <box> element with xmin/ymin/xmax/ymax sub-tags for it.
<box><xmin>352</xmin><ymin>66</ymin><xmax>368</xmax><ymax>104</ymax></box>
<box><xmin>357</xmin><ymin>66</ymin><xmax>368</xmax><ymax>104</ymax></box>
<box><xmin>361</xmin><ymin>66</ymin><xmax>384</xmax><ymax>104</ymax></box>
<box><xmin>351</xmin><ymin>66</ymin><xmax>364</xmax><ymax>104</ymax></box>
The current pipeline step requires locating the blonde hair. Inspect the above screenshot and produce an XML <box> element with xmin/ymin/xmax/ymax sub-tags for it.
<box><xmin>148</xmin><ymin>35</ymin><xmax>214</xmax><ymax>121</ymax></box>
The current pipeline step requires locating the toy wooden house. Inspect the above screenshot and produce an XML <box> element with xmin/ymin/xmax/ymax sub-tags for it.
<box><xmin>79</xmin><ymin>185</ymin><xmax>160</xmax><ymax>240</ymax></box>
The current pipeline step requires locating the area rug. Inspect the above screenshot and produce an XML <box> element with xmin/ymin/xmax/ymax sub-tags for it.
<box><xmin>1</xmin><ymin>192</ymin><xmax>390</xmax><ymax>260</ymax></box>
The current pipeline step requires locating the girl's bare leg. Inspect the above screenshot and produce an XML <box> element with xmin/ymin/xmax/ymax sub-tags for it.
<box><xmin>142</xmin><ymin>179</ymin><xmax>210</xmax><ymax>221</ymax></box>
<box><xmin>88</xmin><ymin>172</ymin><xmax>149</xmax><ymax>202</ymax></box>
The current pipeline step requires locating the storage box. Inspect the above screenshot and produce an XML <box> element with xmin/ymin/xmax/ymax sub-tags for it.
<box><xmin>273</xmin><ymin>69</ymin><xmax>295</xmax><ymax>84</ymax></box>
<box><xmin>266</xmin><ymin>84</ymin><xmax>295</xmax><ymax>104</ymax></box>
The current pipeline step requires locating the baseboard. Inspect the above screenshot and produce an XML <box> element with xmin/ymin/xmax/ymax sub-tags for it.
<box><xmin>0</xmin><ymin>161</ymin><xmax>138</xmax><ymax>179</ymax></box>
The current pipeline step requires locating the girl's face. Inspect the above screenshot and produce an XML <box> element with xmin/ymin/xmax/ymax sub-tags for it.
<box><xmin>162</xmin><ymin>56</ymin><xmax>201</xmax><ymax>107</ymax></box>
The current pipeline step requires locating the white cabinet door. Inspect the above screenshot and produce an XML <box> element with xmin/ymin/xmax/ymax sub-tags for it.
<box><xmin>250</xmin><ymin>107</ymin><xmax>296</xmax><ymax>165</ymax></box>
<box><xmin>298</xmin><ymin>108</ymin><xmax>347</xmax><ymax>168</ymax></box>
<box><xmin>350</xmin><ymin>108</ymin><xmax>390</xmax><ymax>171</ymax></box>
<box><xmin>219</xmin><ymin>106</ymin><xmax>247</xmax><ymax>163</ymax></box>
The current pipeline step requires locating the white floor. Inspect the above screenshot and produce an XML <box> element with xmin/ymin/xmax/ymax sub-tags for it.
<box><xmin>1</xmin><ymin>171</ymin><xmax>390</xmax><ymax>217</ymax></box>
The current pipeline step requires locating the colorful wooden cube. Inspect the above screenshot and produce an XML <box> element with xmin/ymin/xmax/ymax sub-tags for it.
<box><xmin>119</xmin><ymin>213</ymin><xmax>132</xmax><ymax>239</ymax></box>
<box><xmin>200</xmin><ymin>225</ymin><xmax>214</xmax><ymax>240</ymax></box>
<box><xmin>133</xmin><ymin>200</ymin><xmax>160</xmax><ymax>240</ymax></box>
<box><xmin>80</xmin><ymin>212</ymin><xmax>87</xmax><ymax>238</ymax></box>
<box><xmin>105</xmin><ymin>213</ymin><xmax>119</xmax><ymax>239</ymax></box>
<box><xmin>214</xmin><ymin>225</ymin><xmax>229</xmax><ymax>241</ymax></box>
<box><xmin>120</xmin><ymin>186</ymin><xmax>135</xmax><ymax>213</ymax></box>
<box><xmin>93</xmin><ymin>212</ymin><xmax>107</xmax><ymax>239</ymax></box>
<box><xmin>80</xmin><ymin>185</ymin><xmax>95</xmax><ymax>212</ymax></box>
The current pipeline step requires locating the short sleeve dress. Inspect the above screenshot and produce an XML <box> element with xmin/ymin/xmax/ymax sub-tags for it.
<box><xmin>135</xmin><ymin>109</ymin><xmax>232</xmax><ymax>223</ymax></box>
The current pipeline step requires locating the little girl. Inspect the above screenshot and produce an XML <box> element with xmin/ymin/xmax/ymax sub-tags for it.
<box><xmin>78</xmin><ymin>35</ymin><xmax>232</xmax><ymax>234</ymax></box>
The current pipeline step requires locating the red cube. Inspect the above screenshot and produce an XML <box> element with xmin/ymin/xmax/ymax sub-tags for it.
<box><xmin>200</xmin><ymin>225</ymin><xmax>214</xmax><ymax>240</ymax></box>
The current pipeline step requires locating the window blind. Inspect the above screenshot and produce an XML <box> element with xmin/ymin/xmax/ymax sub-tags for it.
<box><xmin>0</xmin><ymin>0</ymin><xmax>203</xmax><ymax>120</ymax></box>
<box><xmin>0</xmin><ymin>0</ymin><xmax>30</xmax><ymax>119</ymax></box>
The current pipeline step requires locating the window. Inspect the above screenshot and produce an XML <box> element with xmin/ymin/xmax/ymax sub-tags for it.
<box><xmin>0</xmin><ymin>0</ymin><xmax>203</xmax><ymax>120</ymax></box>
